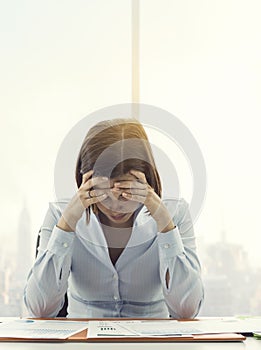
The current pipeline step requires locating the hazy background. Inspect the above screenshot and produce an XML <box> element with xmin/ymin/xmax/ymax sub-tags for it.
<box><xmin>1</xmin><ymin>0</ymin><xmax>261</xmax><ymax>316</ymax></box>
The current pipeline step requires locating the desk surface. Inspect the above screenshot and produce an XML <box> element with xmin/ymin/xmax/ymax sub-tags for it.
<box><xmin>0</xmin><ymin>337</ymin><xmax>259</xmax><ymax>350</ymax></box>
<box><xmin>0</xmin><ymin>317</ymin><xmax>260</xmax><ymax>349</ymax></box>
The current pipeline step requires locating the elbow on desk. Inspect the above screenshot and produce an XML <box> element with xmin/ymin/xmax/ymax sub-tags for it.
<box><xmin>168</xmin><ymin>287</ymin><xmax>204</xmax><ymax>319</ymax></box>
<box><xmin>23</xmin><ymin>293</ymin><xmax>61</xmax><ymax>319</ymax></box>
<box><xmin>170</xmin><ymin>299</ymin><xmax>203</xmax><ymax>319</ymax></box>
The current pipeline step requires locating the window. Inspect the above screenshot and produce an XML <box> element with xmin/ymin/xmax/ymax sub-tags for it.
<box><xmin>1</xmin><ymin>0</ymin><xmax>260</xmax><ymax>316</ymax></box>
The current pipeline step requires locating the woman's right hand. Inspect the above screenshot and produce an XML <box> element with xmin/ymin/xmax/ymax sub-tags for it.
<box><xmin>57</xmin><ymin>170</ymin><xmax>108</xmax><ymax>232</ymax></box>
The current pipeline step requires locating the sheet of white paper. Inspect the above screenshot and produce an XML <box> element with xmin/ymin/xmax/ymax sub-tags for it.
<box><xmin>0</xmin><ymin>319</ymin><xmax>88</xmax><ymax>339</ymax></box>
<box><xmin>0</xmin><ymin>318</ymin><xmax>18</xmax><ymax>327</ymax></box>
<box><xmin>87</xmin><ymin>321</ymin><xmax>196</xmax><ymax>338</ymax></box>
<box><xmin>122</xmin><ymin>320</ymin><xmax>201</xmax><ymax>336</ymax></box>
<box><xmin>177</xmin><ymin>317</ymin><xmax>261</xmax><ymax>334</ymax></box>
<box><xmin>87</xmin><ymin>321</ymin><xmax>142</xmax><ymax>338</ymax></box>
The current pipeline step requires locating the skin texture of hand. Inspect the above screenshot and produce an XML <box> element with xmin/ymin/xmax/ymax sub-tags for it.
<box><xmin>112</xmin><ymin>170</ymin><xmax>176</xmax><ymax>233</ymax></box>
<box><xmin>57</xmin><ymin>170</ymin><xmax>109</xmax><ymax>232</ymax></box>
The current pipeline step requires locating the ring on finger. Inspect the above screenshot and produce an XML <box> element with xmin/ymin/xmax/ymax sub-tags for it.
<box><xmin>89</xmin><ymin>190</ymin><xmax>95</xmax><ymax>198</ymax></box>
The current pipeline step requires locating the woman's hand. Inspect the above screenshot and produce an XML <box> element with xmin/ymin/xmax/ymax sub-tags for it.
<box><xmin>57</xmin><ymin>170</ymin><xmax>109</xmax><ymax>232</ymax></box>
<box><xmin>112</xmin><ymin>170</ymin><xmax>176</xmax><ymax>233</ymax></box>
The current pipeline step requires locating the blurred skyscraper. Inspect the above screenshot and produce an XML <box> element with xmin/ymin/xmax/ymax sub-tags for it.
<box><xmin>16</xmin><ymin>202</ymin><xmax>32</xmax><ymax>283</ymax></box>
<box><xmin>0</xmin><ymin>203</ymin><xmax>33</xmax><ymax>315</ymax></box>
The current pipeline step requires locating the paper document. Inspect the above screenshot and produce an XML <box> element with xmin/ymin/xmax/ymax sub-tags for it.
<box><xmin>87</xmin><ymin>317</ymin><xmax>261</xmax><ymax>339</ymax></box>
<box><xmin>0</xmin><ymin>319</ymin><xmax>88</xmax><ymax>339</ymax></box>
<box><xmin>87</xmin><ymin>320</ymin><xmax>199</xmax><ymax>338</ymax></box>
<box><xmin>178</xmin><ymin>317</ymin><xmax>261</xmax><ymax>334</ymax></box>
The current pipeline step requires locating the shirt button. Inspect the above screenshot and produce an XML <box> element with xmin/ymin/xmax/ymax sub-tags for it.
<box><xmin>164</xmin><ymin>243</ymin><xmax>170</xmax><ymax>249</ymax></box>
<box><xmin>63</xmin><ymin>242</ymin><xmax>69</xmax><ymax>248</ymax></box>
<box><xmin>113</xmin><ymin>296</ymin><xmax>118</xmax><ymax>300</ymax></box>
<box><xmin>113</xmin><ymin>274</ymin><xmax>118</xmax><ymax>280</ymax></box>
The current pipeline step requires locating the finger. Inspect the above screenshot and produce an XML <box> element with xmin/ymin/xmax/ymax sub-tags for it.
<box><xmin>82</xmin><ymin>192</ymin><xmax>108</xmax><ymax>205</ymax></box>
<box><xmin>112</xmin><ymin>185</ymin><xmax>148</xmax><ymax>201</ymax></box>
<box><xmin>93</xmin><ymin>192</ymin><xmax>108</xmax><ymax>202</ymax></box>
<box><xmin>89</xmin><ymin>188</ymin><xmax>111</xmax><ymax>198</ymax></box>
<box><xmin>93</xmin><ymin>181</ymin><xmax>113</xmax><ymax>190</ymax></box>
<box><xmin>114</xmin><ymin>180</ymin><xmax>146</xmax><ymax>190</ymax></box>
<box><xmin>129</xmin><ymin>169</ymin><xmax>147</xmax><ymax>183</ymax></box>
<box><xmin>121</xmin><ymin>192</ymin><xmax>146</xmax><ymax>203</ymax></box>
<box><xmin>81</xmin><ymin>170</ymin><xmax>94</xmax><ymax>184</ymax></box>
<box><xmin>118</xmin><ymin>188</ymin><xmax>148</xmax><ymax>196</ymax></box>
<box><xmin>82</xmin><ymin>176</ymin><xmax>109</xmax><ymax>190</ymax></box>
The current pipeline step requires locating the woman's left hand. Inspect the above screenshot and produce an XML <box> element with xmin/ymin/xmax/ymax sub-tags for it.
<box><xmin>113</xmin><ymin>169</ymin><xmax>176</xmax><ymax>233</ymax></box>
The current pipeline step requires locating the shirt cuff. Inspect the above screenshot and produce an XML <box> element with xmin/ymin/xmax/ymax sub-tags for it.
<box><xmin>46</xmin><ymin>226</ymin><xmax>75</xmax><ymax>257</ymax></box>
<box><xmin>158</xmin><ymin>226</ymin><xmax>184</xmax><ymax>259</ymax></box>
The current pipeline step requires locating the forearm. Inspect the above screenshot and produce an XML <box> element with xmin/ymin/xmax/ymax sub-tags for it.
<box><xmin>163</xmin><ymin>254</ymin><xmax>204</xmax><ymax>318</ymax></box>
<box><xmin>24</xmin><ymin>227</ymin><xmax>74</xmax><ymax>317</ymax></box>
<box><xmin>158</xmin><ymin>228</ymin><xmax>204</xmax><ymax>319</ymax></box>
<box><xmin>145</xmin><ymin>194</ymin><xmax>176</xmax><ymax>233</ymax></box>
<box><xmin>57</xmin><ymin>194</ymin><xmax>85</xmax><ymax>232</ymax></box>
<box><xmin>152</xmin><ymin>202</ymin><xmax>176</xmax><ymax>233</ymax></box>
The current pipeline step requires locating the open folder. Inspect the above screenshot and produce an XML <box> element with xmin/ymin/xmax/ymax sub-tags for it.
<box><xmin>0</xmin><ymin>318</ymin><xmax>247</xmax><ymax>342</ymax></box>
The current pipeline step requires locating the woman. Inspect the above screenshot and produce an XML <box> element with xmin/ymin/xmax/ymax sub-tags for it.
<box><xmin>24</xmin><ymin>118</ymin><xmax>204</xmax><ymax>318</ymax></box>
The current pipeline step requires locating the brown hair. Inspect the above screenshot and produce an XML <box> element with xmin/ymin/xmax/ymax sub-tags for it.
<box><xmin>75</xmin><ymin>118</ymin><xmax>162</xmax><ymax>222</ymax></box>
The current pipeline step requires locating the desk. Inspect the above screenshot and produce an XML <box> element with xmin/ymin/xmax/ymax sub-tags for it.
<box><xmin>0</xmin><ymin>317</ymin><xmax>260</xmax><ymax>349</ymax></box>
<box><xmin>0</xmin><ymin>338</ymin><xmax>259</xmax><ymax>350</ymax></box>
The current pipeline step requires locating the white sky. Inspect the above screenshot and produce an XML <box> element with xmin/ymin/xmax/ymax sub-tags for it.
<box><xmin>1</xmin><ymin>0</ymin><xmax>261</xmax><ymax>267</ymax></box>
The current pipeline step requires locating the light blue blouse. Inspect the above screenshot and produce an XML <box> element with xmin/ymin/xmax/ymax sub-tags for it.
<box><xmin>24</xmin><ymin>198</ymin><xmax>204</xmax><ymax>319</ymax></box>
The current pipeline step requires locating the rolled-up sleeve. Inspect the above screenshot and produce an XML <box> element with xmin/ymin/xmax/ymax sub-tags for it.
<box><xmin>157</xmin><ymin>199</ymin><xmax>204</xmax><ymax>319</ymax></box>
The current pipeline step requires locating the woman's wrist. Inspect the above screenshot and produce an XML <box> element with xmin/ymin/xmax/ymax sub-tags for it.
<box><xmin>145</xmin><ymin>193</ymin><xmax>176</xmax><ymax>233</ymax></box>
<box><xmin>57</xmin><ymin>216</ymin><xmax>76</xmax><ymax>232</ymax></box>
<box><xmin>155</xmin><ymin>211</ymin><xmax>176</xmax><ymax>233</ymax></box>
<box><xmin>58</xmin><ymin>195</ymin><xmax>86</xmax><ymax>232</ymax></box>
<box><xmin>159</xmin><ymin>222</ymin><xmax>176</xmax><ymax>233</ymax></box>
